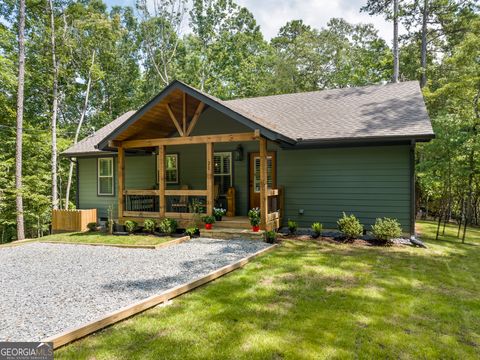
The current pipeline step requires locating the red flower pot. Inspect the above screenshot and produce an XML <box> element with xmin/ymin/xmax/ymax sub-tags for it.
<box><xmin>252</xmin><ymin>225</ymin><xmax>260</xmax><ymax>232</ymax></box>
<box><xmin>205</xmin><ymin>223</ymin><xmax>213</xmax><ymax>230</ymax></box>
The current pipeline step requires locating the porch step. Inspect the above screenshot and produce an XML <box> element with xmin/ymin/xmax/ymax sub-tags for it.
<box><xmin>201</xmin><ymin>228</ymin><xmax>265</xmax><ymax>241</ymax></box>
<box><xmin>215</xmin><ymin>216</ymin><xmax>250</xmax><ymax>229</ymax></box>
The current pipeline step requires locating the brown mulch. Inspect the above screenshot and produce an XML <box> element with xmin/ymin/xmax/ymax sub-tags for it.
<box><xmin>277</xmin><ymin>233</ymin><xmax>398</xmax><ymax>247</ymax></box>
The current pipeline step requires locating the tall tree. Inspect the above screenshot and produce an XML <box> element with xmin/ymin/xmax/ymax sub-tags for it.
<box><xmin>361</xmin><ymin>0</ymin><xmax>401</xmax><ymax>82</ymax></box>
<box><xmin>48</xmin><ymin>0</ymin><xmax>59</xmax><ymax>209</ymax></box>
<box><xmin>15</xmin><ymin>0</ymin><xmax>26</xmax><ymax>240</ymax></box>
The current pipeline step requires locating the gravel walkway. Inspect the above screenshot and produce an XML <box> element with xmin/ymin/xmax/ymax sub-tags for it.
<box><xmin>0</xmin><ymin>238</ymin><xmax>270</xmax><ymax>341</ymax></box>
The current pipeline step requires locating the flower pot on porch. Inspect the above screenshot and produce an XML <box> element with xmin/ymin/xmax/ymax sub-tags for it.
<box><xmin>252</xmin><ymin>225</ymin><xmax>260</xmax><ymax>232</ymax></box>
<box><xmin>205</xmin><ymin>223</ymin><xmax>213</xmax><ymax>230</ymax></box>
<box><xmin>214</xmin><ymin>215</ymin><xmax>222</xmax><ymax>221</ymax></box>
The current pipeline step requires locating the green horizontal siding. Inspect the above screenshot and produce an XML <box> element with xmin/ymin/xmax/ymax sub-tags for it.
<box><xmin>277</xmin><ymin>145</ymin><xmax>411</xmax><ymax>231</ymax></box>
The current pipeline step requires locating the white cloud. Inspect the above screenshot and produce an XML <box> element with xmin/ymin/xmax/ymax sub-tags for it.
<box><xmin>235</xmin><ymin>0</ymin><xmax>402</xmax><ymax>45</ymax></box>
<box><xmin>105</xmin><ymin>0</ymin><xmax>404</xmax><ymax>45</ymax></box>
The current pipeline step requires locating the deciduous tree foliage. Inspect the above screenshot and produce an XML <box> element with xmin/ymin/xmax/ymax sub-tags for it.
<box><xmin>0</xmin><ymin>0</ymin><xmax>478</xmax><ymax>241</ymax></box>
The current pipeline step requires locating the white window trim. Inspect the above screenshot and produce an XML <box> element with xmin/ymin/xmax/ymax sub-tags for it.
<box><xmin>165</xmin><ymin>154</ymin><xmax>179</xmax><ymax>184</ymax></box>
<box><xmin>214</xmin><ymin>152</ymin><xmax>233</xmax><ymax>187</ymax></box>
<box><xmin>253</xmin><ymin>155</ymin><xmax>273</xmax><ymax>193</ymax></box>
<box><xmin>98</xmin><ymin>157</ymin><xmax>114</xmax><ymax>196</ymax></box>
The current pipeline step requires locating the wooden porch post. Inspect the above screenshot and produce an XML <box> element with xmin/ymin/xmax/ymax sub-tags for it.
<box><xmin>259</xmin><ymin>137</ymin><xmax>268</xmax><ymax>229</ymax></box>
<box><xmin>117</xmin><ymin>146</ymin><xmax>125</xmax><ymax>220</ymax></box>
<box><xmin>158</xmin><ymin>145</ymin><xmax>166</xmax><ymax>218</ymax></box>
<box><xmin>206</xmin><ymin>142</ymin><xmax>214</xmax><ymax>216</ymax></box>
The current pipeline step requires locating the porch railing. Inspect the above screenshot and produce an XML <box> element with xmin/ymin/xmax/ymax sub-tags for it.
<box><xmin>266</xmin><ymin>186</ymin><xmax>284</xmax><ymax>230</ymax></box>
<box><xmin>122</xmin><ymin>189</ymin><xmax>207</xmax><ymax>219</ymax></box>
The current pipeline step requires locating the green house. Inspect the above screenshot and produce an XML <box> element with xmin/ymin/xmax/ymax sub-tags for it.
<box><xmin>63</xmin><ymin>80</ymin><xmax>434</xmax><ymax>234</ymax></box>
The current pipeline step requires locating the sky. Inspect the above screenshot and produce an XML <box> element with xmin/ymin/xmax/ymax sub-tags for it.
<box><xmin>105</xmin><ymin>0</ymin><xmax>398</xmax><ymax>45</ymax></box>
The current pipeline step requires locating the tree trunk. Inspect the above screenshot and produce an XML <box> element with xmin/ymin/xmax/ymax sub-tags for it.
<box><xmin>15</xmin><ymin>0</ymin><xmax>26</xmax><ymax>240</ymax></box>
<box><xmin>420</xmin><ymin>0</ymin><xmax>428</xmax><ymax>87</ymax></box>
<box><xmin>392</xmin><ymin>0</ymin><xmax>400</xmax><ymax>83</ymax></box>
<box><xmin>65</xmin><ymin>51</ymin><xmax>95</xmax><ymax>209</ymax></box>
<box><xmin>458</xmin><ymin>195</ymin><xmax>465</xmax><ymax>238</ymax></box>
<box><xmin>49</xmin><ymin>0</ymin><xmax>59</xmax><ymax>210</ymax></box>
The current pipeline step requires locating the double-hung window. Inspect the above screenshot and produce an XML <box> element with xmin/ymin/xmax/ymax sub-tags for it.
<box><xmin>165</xmin><ymin>154</ymin><xmax>179</xmax><ymax>184</ymax></box>
<box><xmin>156</xmin><ymin>154</ymin><xmax>179</xmax><ymax>184</ymax></box>
<box><xmin>214</xmin><ymin>152</ymin><xmax>232</xmax><ymax>195</ymax></box>
<box><xmin>98</xmin><ymin>157</ymin><xmax>114</xmax><ymax>196</ymax></box>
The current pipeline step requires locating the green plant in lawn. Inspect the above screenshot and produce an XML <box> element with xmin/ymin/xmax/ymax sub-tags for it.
<box><xmin>264</xmin><ymin>230</ymin><xmax>277</xmax><ymax>243</ymax></box>
<box><xmin>371</xmin><ymin>217</ymin><xmax>402</xmax><ymax>245</ymax></box>
<box><xmin>186</xmin><ymin>227</ymin><xmax>200</xmax><ymax>238</ymax></box>
<box><xmin>124</xmin><ymin>220</ymin><xmax>138</xmax><ymax>234</ymax></box>
<box><xmin>86</xmin><ymin>222</ymin><xmax>98</xmax><ymax>232</ymax></box>
<box><xmin>287</xmin><ymin>219</ymin><xmax>298</xmax><ymax>234</ymax></box>
<box><xmin>159</xmin><ymin>218</ymin><xmax>178</xmax><ymax>235</ymax></box>
<box><xmin>337</xmin><ymin>212</ymin><xmax>363</xmax><ymax>239</ymax></box>
<box><xmin>311</xmin><ymin>222</ymin><xmax>323</xmax><ymax>238</ymax></box>
<box><xmin>248</xmin><ymin>208</ymin><xmax>260</xmax><ymax>226</ymax></box>
<box><xmin>202</xmin><ymin>215</ymin><xmax>216</xmax><ymax>224</ymax></box>
<box><xmin>143</xmin><ymin>218</ymin><xmax>157</xmax><ymax>233</ymax></box>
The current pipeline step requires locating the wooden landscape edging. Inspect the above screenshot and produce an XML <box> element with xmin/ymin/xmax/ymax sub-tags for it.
<box><xmin>39</xmin><ymin>235</ymin><xmax>191</xmax><ymax>250</ymax></box>
<box><xmin>43</xmin><ymin>243</ymin><xmax>278</xmax><ymax>349</ymax></box>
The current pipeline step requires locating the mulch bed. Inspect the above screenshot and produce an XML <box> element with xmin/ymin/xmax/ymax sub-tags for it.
<box><xmin>277</xmin><ymin>233</ymin><xmax>401</xmax><ymax>247</ymax></box>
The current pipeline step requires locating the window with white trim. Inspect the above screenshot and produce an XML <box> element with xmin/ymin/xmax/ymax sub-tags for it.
<box><xmin>156</xmin><ymin>154</ymin><xmax>179</xmax><ymax>184</ymax></box>
<box><xmin>254</xmin><ymin>156</ymin><xmax>273</xmax><ymax>193</ymax></box>
<box><xmin>165</xmin><ymin>154</ymin><xmax>178</xmax><ymax>184</ymax></box>
<box><xmin>214</xmin><ymin>152</ymin><xmax>232</xmax><ymax>195</ymax></box>
<box><xmin>98</xmin><ymin>157</ymin><xmax>114</xmax><ymax>195</ymax></box>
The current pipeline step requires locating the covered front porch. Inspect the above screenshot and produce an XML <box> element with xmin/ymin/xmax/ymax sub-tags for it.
<box><xmin>106</xmin><ymin>85</ymin><xmax>284</xmax><ymax>231</ymax></box>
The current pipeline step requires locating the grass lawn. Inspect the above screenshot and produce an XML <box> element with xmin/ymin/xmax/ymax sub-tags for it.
<box><xmin>56</xmin><ymin>220</ymin><xmax>480</xmax><ymax>359</ymax></box>
<box><xmin>38</xmin><ymin>232</ymin><xmax>174</xmax><ymax>246</ymax></box>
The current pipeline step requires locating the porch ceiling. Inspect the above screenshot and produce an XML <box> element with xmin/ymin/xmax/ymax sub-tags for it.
<box><xmin>114</xmin><ymin>89</ymin><xmax>203</xmax><ymax>142</ymax></box>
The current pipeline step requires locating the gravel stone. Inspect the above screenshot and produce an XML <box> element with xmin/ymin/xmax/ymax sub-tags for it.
<box><xmin>0</xmin><ymin>238</ymin><xmax>269</xmax><ymax>341</ymax></box>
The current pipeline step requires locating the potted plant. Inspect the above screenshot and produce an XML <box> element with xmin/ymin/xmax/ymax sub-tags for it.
<box><xmin>248</xmin><ymin>208</ymin><xmax>261</xmax><ymax>232</ymax></box>
<box><xmin>213</xmin><ymin>207</ymin><xmax>226</xmax><ymax>221</ymax></box>
<box><xmin>186</xmin><ymin>226</ymin><xmax>200</xmax><ymax>238</ymax></box>
<box><xmin>202</xmin><ymin>215</ymin><xmax>215</xmax><ymax>230</ymax></box>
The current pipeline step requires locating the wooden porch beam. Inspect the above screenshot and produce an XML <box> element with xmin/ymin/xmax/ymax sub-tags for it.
<box><xmin>158</xmin><ymin>145</ymin><xmax>166</xmax><ymax>218</ymax></box>
<box><xmin>182</xmin><ymin>92</ymin><xmax>186</xmax><ymax>136</ymax></box>
<box><xmin>118</xmin><ymin>146</ymin><xmax>125</xmax><ymax>220</ymax></box>
<box><xmin>259</xmin><ymin>137</ymin><xmax>268</xmax><ymax>229</ymax></box>
<box><xmin>122</xmin><ymin>130</ymin><xmax>260</xmax><ymax>148</ymax></box>
<box><xmin>166</xmin><ymin>103</ymin><xmax>184</xmax><ymax>137</ymax></box>
<box><xmin>206</xmin><ymin>142</ymin><xmax>214</xmax><ymax>216</ymax></box>
<box><xmin>186</xmin><ymin>102</ymin><xmax>205</xmax><ymax>136</ymax></box>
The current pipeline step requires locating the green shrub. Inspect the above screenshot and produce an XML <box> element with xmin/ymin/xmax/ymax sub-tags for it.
<box><xmin>287</xmin><ymin>219</ymin><xmax>298</xmax><ymax>234</ymax></box>
<box><xmin>371</xmin><ymin>217</ymin><xmax>402</xmax><ymax>244</ymax></box>
<box><xmin>337</xmin><ymin>213</ymin><xmax>363</xmax><ymax>239</ymax></box>
<box><xmin>124</xmin><ymin>220</ymin><xmax>138</xmax><ymax>234</ymax></box>
<box><xmin>311</xmin><ymin>222</ymin><xmax>323</xmax><ymax>238</ymax></box>
<box><xmin>159</xmin><ymin>218</ymin><xmax>178</xmax><ymax>234</ymax></box>
<box><xmin>186</xmin><ymin>227</ymin><xmax>200</xmax><ymax>238</ymax></box>
<box><xmin>264</xmin><ymin>230</ymin><xmax>277</xmax><ymax>244</ymax></box>
<box><xmin>201</xmin><ymin>215</ymin><xmax>216</xmax><ymax>224</ymax></box>
<box><xmin>143</xmin><ymin>218</ymin><xmax>157</xmax><ymax>233</ymax></box>
<box><xmin>87</xmin><ymin>222</ymin><xmax>98</xmax><ymax>232</ymax></box>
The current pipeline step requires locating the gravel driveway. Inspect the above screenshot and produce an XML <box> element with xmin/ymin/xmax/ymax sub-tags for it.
<box><xmin>0</xmin><ymin>238</ymin><xmax>270</xmax><ymax>341</ymax></box>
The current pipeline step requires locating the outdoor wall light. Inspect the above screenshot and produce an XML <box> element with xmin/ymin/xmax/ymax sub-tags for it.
<box><xmin>299</xmin><ymin>209</ymin><xmax>304</xmax><ymax>215</ymax></box>
<box><xmin>234</xmin><ymin>144</ymin><xmax>244</xmax><ymax>161</ymax></box>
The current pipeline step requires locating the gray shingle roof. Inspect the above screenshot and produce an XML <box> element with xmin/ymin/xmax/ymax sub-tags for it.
<box><xmin>63</xmin><ymin>81</ymin><xmax>433</xmax><ymax>156</ymax></box>
<box><xmin>223</xmin><ymin>81</ymin><xmax>433</xmax><ymax>142</ymax></box>
<box><xmin>62</xmin><ymin>111</ymin><xmax>136</xmax><ymax>156</ymax></box>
